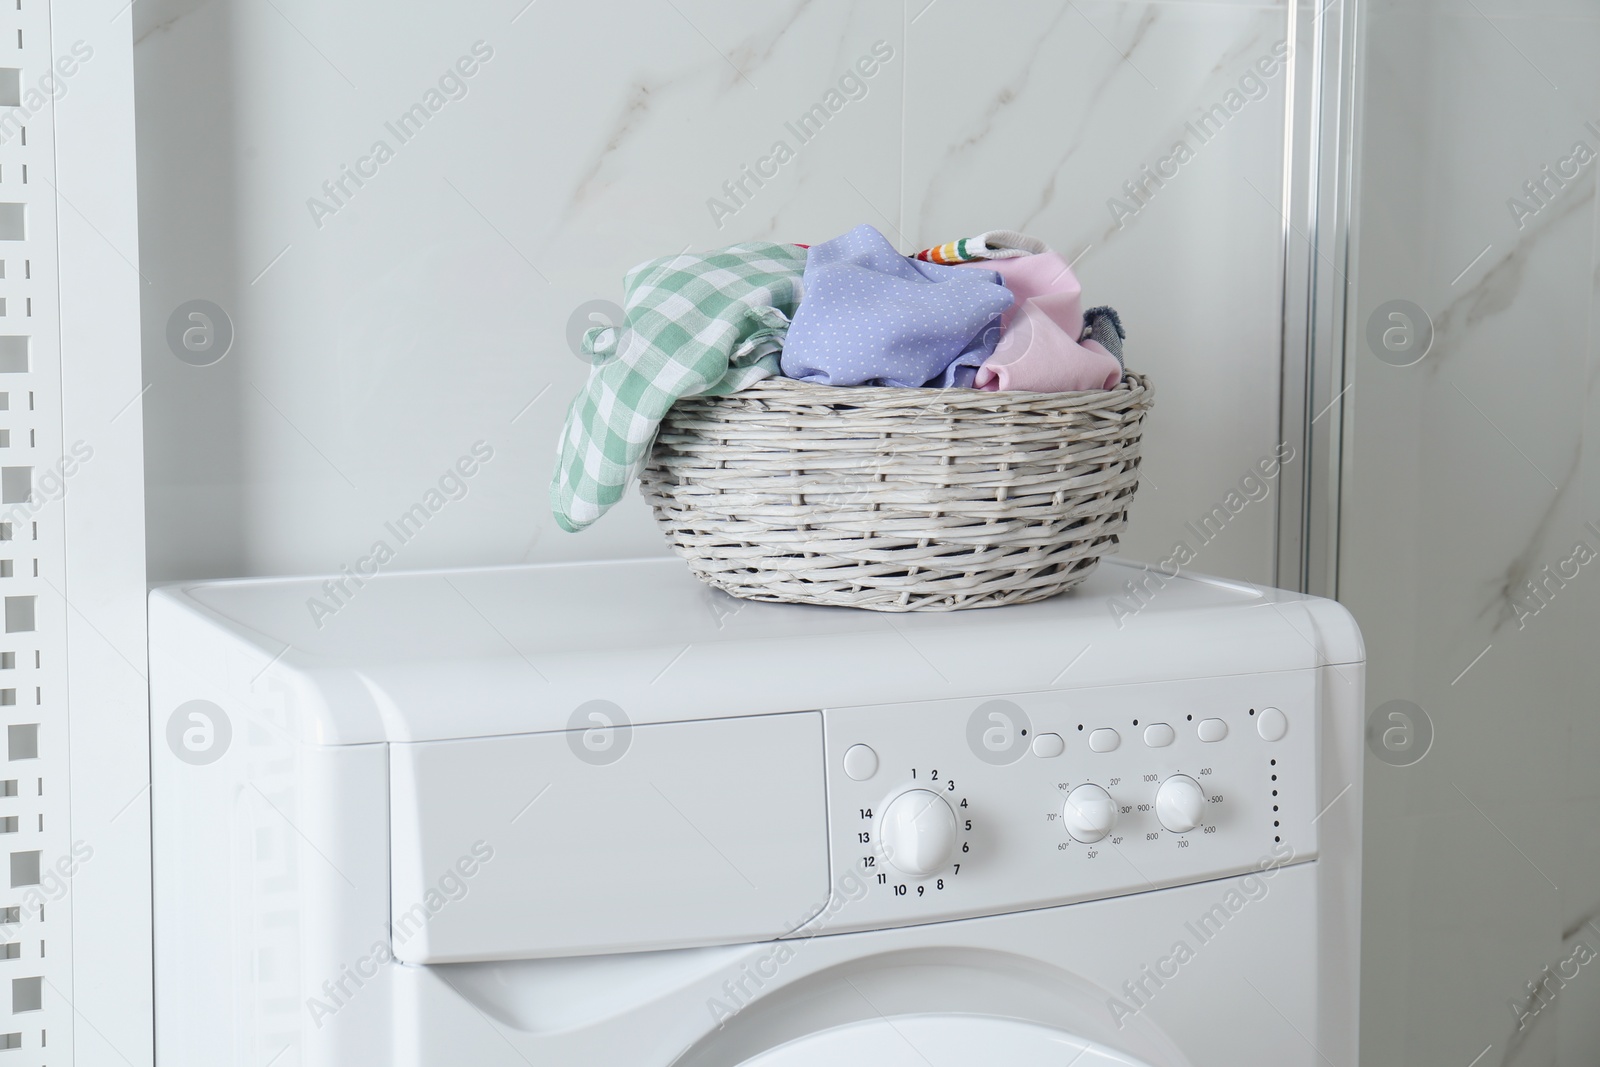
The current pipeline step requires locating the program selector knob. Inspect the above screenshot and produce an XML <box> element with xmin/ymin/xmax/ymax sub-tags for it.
<box><xmin>1155</xmin><ymin>774</ymin><xmax>1207</xmax><ymax>833</ymax></box>
<box><xmin>879</xmin><ymin>789</ymin><xmax>959</xmax><ymax>877</ymax></box>
<box><xmin>1061</xmin><ymin>784</ymin><xmax>1117</xmax><ymax>843</ymax></box>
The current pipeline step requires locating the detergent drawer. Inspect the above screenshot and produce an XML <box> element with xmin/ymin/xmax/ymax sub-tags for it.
<box><xmin>388</xmin><ymin>710</ymin><xmax>829</xmax><ymax>963</ymax></box>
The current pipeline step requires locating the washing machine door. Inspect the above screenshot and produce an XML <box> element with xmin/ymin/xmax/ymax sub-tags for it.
<box><xmin>736</xmin><ymin>1013</ymin><xmax>1154</xmax><ymax>1066</ymax></box>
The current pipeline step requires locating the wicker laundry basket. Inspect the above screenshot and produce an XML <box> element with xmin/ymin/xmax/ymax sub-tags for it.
<box><xmin>639</xmin><ymin>372</ymin><xmax>1154</xmax><ymax>612</ymax></box>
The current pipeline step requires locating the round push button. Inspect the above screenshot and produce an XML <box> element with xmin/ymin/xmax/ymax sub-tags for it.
<box><xmin>843</xmin><ymin>744</ymin><xmax>879</xmax><ymax>781</ymax></box>
<box><xmin>1257</xmin><ymin>707</ymin><xmax>1288</xmax><ymax>742</ymax></box>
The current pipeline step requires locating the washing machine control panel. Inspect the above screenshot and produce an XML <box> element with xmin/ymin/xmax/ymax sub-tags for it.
<box><xmin>795</xmin><ymin>669</ymin><xmax>1321</xmax><ymax>937</ymax></box>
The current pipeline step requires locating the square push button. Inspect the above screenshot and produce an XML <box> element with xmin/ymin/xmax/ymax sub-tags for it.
<box><xmin>1197</xmin><ymin>718</ymin><xmax>1228</xmax><ymax>743</ymax></box>
<box><xmin>1088</xmin><ymin>728</ymin><xmax>1120</xmax><ymax>753</ymax></box>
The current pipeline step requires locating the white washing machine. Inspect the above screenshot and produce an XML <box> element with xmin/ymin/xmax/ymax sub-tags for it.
<box><xmin>148</xmin><ymin>557</ymin><xmax>1364</xmax><ymax>1066</ymax></box>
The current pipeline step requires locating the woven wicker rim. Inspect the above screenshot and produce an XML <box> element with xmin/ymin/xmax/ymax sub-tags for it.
<box><xmin>727</xmin><ymin>373</ymin><xmax>1150</xmax><ymax>410</ymax></box>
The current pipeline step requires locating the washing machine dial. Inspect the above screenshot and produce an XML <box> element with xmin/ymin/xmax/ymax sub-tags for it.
<box><xmin>879</xmin><ymin>789</ymin><xmax>959</xmax><ymax>877</ymax></box>
<box><xmin>1061</xmin><ymin>784</ymin><xmax>1116</xmax><ymax>843</ymax></box>
<box><xmin>1155</xmin><ymin>774</ymin><xmax>1207</xmax><ymax>833</ymax></box>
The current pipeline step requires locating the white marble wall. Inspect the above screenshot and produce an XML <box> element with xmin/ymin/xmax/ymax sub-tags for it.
<box><xmin>1344</xmin><ymin>1</ymin><xmax>1600</xmax><ymax>1064</ymax></box>
<box><xmin>133</xmin><ymin>0</ymin><xmax>1292</xmax><ymax>584</ymax></box>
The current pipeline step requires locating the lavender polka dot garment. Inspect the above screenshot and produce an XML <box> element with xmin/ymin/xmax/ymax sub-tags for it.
<box><xmin>780</xmin><ymin>224</ymin><xmax>1013</xmax><ymax>388</ymax></box>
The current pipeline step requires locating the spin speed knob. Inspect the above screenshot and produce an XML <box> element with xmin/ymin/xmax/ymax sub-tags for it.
<box><xmin>1061</xmin><ymin>784</ymin><xmax>1117</xmax><ymax>843</ymax></box>
<box><xmin>1155</xmin><ymin>774</ymin><xmax>1207</xmax><ymax>834</ymax></box>
<box><xmin>879</xmin><ymin>789</ymin><xmax>958</xmax><ymax>877</ymax></box>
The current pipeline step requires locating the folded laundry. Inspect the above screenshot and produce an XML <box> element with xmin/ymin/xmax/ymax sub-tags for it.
<box><xmin>551</xmin><ymin>241</ymin><xmax>807</xmax><ymax>532</ymax></box>
<box><xmin>780</xmin><ymin>224</ymin><xmax>1013</xmax><ymax>388</ymax></box>
<box><xmin>962</xmin><ymin>252</ymin><xmax>1123</xmax><ymax>393</ymax></box>
<box><xmin>940</xmin><ymin>355</ymin><xmax>986</xmax><ymax>389</ymax></box>
<box><xmin>913</xmin><ymin>229</ymin><xmax>1049</xmax><ymax>264</ymax></box>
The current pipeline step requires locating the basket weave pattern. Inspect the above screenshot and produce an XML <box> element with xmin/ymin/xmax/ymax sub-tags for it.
<box><xmin>640</xmin><ymin>373</ymin><xmax>1154</xmax><ymax>611</ymax></box>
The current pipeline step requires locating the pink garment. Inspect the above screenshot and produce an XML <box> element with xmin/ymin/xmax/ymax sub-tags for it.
<box><xmin>960</xmin><ymin>252</ymin><xmax>1122</xmax><ymax>392</ymax></box>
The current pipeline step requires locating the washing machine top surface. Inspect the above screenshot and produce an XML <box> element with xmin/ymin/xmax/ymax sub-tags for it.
<box><xmin>149</xmin><ymin>557</ymin><xmax>1361</xmax><ymax>744</ymax></box>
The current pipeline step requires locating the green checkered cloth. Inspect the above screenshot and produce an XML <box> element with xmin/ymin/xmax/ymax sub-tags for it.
<box><xmin>552</xmin><ymin>242</ymin><xmax>808</xmax><ymax>532</ymax></box>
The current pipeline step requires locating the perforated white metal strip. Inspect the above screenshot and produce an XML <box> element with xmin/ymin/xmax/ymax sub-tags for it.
<box><xmin>0</xmin><ymin>2</ymin><xmax>74</xmax><ymax>1061</ymax></box>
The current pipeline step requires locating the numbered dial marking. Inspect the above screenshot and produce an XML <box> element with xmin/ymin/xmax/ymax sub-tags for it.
<box><xmin>1155</xmin><ymin>774</ymin><xmax>1207</xmax><ymax>833</ymax></box>
<box><xmin>879</xmin><ymin>789</ymin><xmax>959</xmax><ymax>877</ymax></box>
<box><xmin>1061</xmin><ymin>784</ymin><xmax>1117</xmax><ymax>843</ymax></box>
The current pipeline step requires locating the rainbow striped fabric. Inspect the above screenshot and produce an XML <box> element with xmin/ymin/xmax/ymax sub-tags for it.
<box><xmin>913</xmin><ymin>229</ymin><xmax>1049</xmax><ymax>264</ymax></box>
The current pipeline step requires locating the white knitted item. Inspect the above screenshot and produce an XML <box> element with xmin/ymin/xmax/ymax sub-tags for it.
<box><xmin>968</xmin><ymin>229</ymin><xmax>1049</xmax><ymax>259</ymax></box>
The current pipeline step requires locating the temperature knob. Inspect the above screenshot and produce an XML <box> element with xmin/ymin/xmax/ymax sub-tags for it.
<box><xmin>1061</xmin><ymin>784</ymin><xmax>1116</xmax><ymax>843</ymax></box>
<box><xmin>1155</xmin><ymin>774</ymin><xmax>1207</xmax><ymax>833</ymax></box>
<box><xmin>879</xmin><ymin>789</ymin><xmax>958</xmax><ymax>877</ymax></box>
